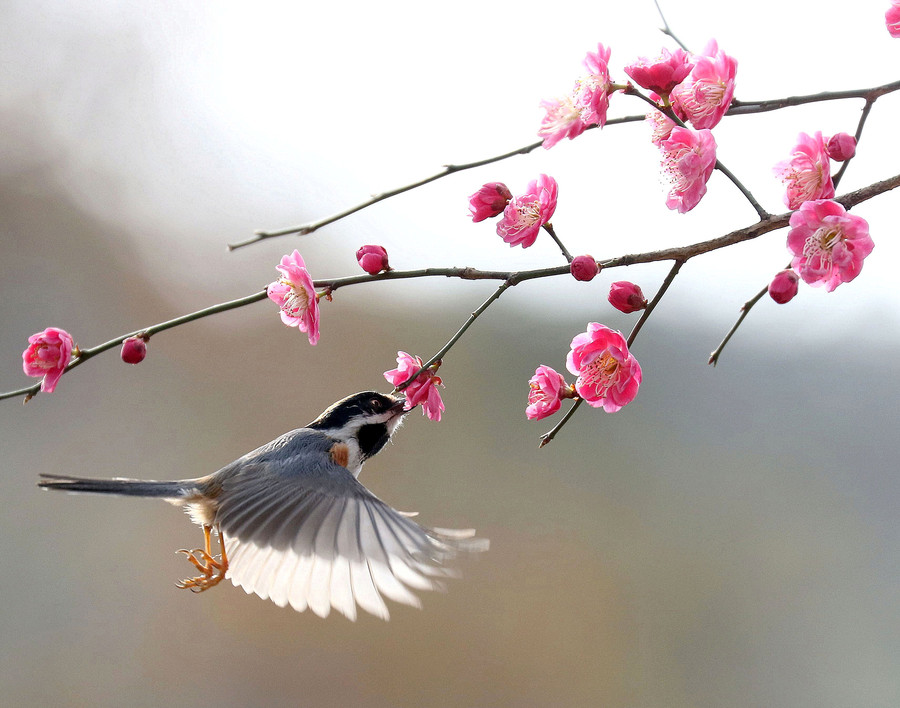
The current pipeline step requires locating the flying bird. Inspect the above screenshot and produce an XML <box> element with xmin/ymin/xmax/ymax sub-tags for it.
<box><xmin>39</xmin><ymin>391</ymin><xmax>487</xmax><ymax>620</ymax></box>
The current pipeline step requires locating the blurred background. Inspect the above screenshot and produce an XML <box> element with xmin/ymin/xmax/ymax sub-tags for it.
<box><xmin>1</xmin><ymin>1</ymin><xmax>899</xmax><ymax>706</ymax></box>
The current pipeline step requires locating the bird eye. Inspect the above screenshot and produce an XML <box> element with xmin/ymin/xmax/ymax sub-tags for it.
<box><xmin>370</xmin><ymin>397</ymin><xmax>382</xmax><ymax>410</ymax></box>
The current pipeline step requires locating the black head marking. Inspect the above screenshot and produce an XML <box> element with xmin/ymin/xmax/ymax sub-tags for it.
<box><xmin>308</xmin><ymin>391</ymin><xmax>402</xmax><ymax>430</ymax></box>
<box><xmin>357</xmin><ymin>422</ymin><xmax>392</xmax><ymax>461</ymax></box>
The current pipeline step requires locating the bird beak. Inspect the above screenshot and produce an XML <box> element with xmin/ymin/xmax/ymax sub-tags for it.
<box><xmin>390</xmin><ymin>395</ymin><xmax>407</xmax><ymax>413</ymax></box>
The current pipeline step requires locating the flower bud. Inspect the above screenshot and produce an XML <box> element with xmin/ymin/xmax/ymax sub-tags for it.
<box><xmin>608</xmin><ymin>281</ymin><xmax>647</xmax><ymax>313</ymax></box>
<box><xmin>468</xmin><ymin>182</ymin><xmax>512</xmax><ymax>222</ymax></box>
<box><xmin>768</xmin><ymin>269</ymin><xmax>799</xmax><ymax>304</ymax></box>
<box><xmin>825</xmin><ymin>133</ymin><xmax>856</xmax><ymax>162</ymax></box>
<box><xmin>121</xmin><ymin>337</ymin><xmax>147</xmax><ymax>364</ymax></box>
<box><xmin>356</xmin><ymin>245</ymin><xmax>390</xmax><ymax>275</ymax></box>
<box><xmin>570</xmin><ymin>255</ymin><xmax>599</xmax><ymax>282</ymax></box>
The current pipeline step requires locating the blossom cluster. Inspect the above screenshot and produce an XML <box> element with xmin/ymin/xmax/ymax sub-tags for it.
<box><xmin>468</xmin><ymin>175</ymin><xmax>559</xmax><ymax>250</ymax></box>
<box><xmin>526</xmin><ymin>324</ymin><xmax>642</xmax><ymax>421</ymax></box>
<box><xmin>769</xmin><ymin>130</ymin><xmax>872</xmax><ymax>301</ymax></box>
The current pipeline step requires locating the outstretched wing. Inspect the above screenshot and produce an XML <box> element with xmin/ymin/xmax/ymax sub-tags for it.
<box><xmin>212</xmin><ymin>439</ymin><xmax>487</xmax><ymax>621</ymax></box>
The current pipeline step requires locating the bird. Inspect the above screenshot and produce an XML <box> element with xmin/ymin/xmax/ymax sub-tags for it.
<box><xmin>38</xmin><ymin>391</ymin><xmax>488</xmax><ymax>621</ymax></box>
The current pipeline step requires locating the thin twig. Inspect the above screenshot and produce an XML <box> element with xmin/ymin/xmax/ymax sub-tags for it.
<box><xmin>398</xmin><ymin>281</ymin><xmax>514</xmax><ymax>392</ymax></box>
<box><xmin>832</xmin><ymin>98</ymin><xmax>874</xmax><ymax>190</ymax></box>
<box><xmin>542</xmin><ymin>223</ymin><xmax>573</xmax><ymax>263</ymax></box>
<box><xmin>653</xmin><ymin>0</ymin><xmax>689</xmax><ymax>51</ymax></box>
<box><xmin>626</xmin><ymin>259</ymin><xmax>684</xmax><ymax>347</ymax></box>
<box><xmin>708</xmin><ymin>283</ymin><xmax>770</xmax><ymax>367</ymax></box>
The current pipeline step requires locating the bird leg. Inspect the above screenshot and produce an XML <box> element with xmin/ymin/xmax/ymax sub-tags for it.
<box><xmin>175</xmin><ymin>524</ymin><xmax>229</xmax><ymax>593</ymax></box>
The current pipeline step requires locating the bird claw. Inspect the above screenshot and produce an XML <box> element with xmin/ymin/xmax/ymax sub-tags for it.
<box><xmin>175</xmin><ymin>525</ymin><xmax>228</xmax><ymax>594</ymax></box>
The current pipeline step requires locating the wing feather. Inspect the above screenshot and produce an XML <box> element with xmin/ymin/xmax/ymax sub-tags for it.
<box><xmin>214</xmin><ymin>432</ymin><xmax>487</xmax><ymax>620</ymax></box>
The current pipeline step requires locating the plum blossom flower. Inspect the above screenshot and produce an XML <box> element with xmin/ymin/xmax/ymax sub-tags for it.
<box><xmin>356</xmin><ymin>245</ymin><xmax>391</xmax><ymax>275</ymax></box>
<box><xmin>538</xmin><ymin>94</ymin><xmax>588</xmax><ymax>149</ymax></box>
<box><xmin>624</xmin><ymin>47</ymin><xmax>692</xmax><ymax>96</ymax></box>
<box><xmin>468</xmin><ymin>182</ymin><xmax>512</xmax><ymax>222</ymax></box>
<box><xmin>570</xmin><ymin>255</ymin><xmax>599</xmax><ymax>282</ymax></box>
<box><xmin>669</xmin><ymin>40</ymin><xmax>737</xmax><ymax>130</ymax></box>
<box><xmin>646</xmin><ymin>93</ymin><xmax>676</xmax><ymax>147</ymax></box>
<box><xmin>566</xmin><ymin>323</ymin><xmax>642</xmax><ymax>413</ymax></box>
<box><xmin>768</xmin><ymin>270</ymin><xmax>800</xmax><ymax>304</ymax></box>
<box><xmin>526</xmin><ymin>365</ymin><xmax>570</xmax><ymax>420</ymax></box>
<box><xmin>121</xmin><ymin>337</ymin><xmax>147</xmax><ymax>364</ymax></box>
<box><xmin>22</xmin><ymin>327</ymin><xmax>75</xmax><ymax>393</ymax></box>
<box><xmin>384</xmin><ymin>352</ymin><xmax>444</xmax><ymax>422</ymax></box>
<box><xmin>787</xmin><ymin>199</ymin><xmax>874</xmax><ymax>292</ymax></box>
<box><xmin>608</xmin><ymin>282</ymin><xmax>648</xmax><ymax>313</ymax></box>
<box><xmin>774</xmin><ymin>132</ymin><xmax>835</xmax><ymax>210</ymax></box>
<box><xmin>496</xmin><ymin>174</ymin><xmax>558</xmax><ymax>248</ymax></box>
<box><xmin>267</xmin><ymin>250</ymin><xmax>320</xmax><ymax>345</ymax></box>
<box><xmin>887</xmin><ymin>1</ymin><xmax>900</xmax><ymax>37</ymax></box>
<box><xmin>660</xmin><ymin>126</ymin><xmax>717</xmax><ymax>213</ymax></box>
<box><xmin>825</xmin><ymin>133</ymin><xmax>857</xmax><ymax>162</ymax></box>
<box><xmin>576</xmin><ymin>44</ymin><xmax>613</xmax><ymax>127</ymax></box>
<box><xmin>538</xmin><ymin>44</ymin><xmax>613</xmax><ymax>148</ymax></box>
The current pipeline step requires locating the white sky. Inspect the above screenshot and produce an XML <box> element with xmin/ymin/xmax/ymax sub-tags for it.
<box><xmin>3</xmin><ymin>0</ymin><xmax>899</xmax><ymax>339</ymax></box>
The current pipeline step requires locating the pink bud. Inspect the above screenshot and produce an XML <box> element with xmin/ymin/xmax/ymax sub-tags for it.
<box><xmin>825</xmin><ymin>133</ymin><xmax>856</xmax><ymax>162</ymax></box>
<box><xmin>121</xmin><ymin>337</ymin><xmax>147</xmax><ymax>364</ymax></box>
<box><xmin>570</xmin><ymin>255</ymin><xmax>599</xmax><ymax>282</ymax></box>
<box><xmin>768</xmin><ymin>270</ymin><xmax>799</xmax><ymax>304</ymax></box>
<box><xmin>356</xmin><ymin>245</ymin><xmax>390</xmax><ymax>275</ymax></box>
<box><xmin>468</xmin><ymin>182</ymin><xmax>512</xmax><ymax>222</ymax></box>
<box><xmin>608</xmin><ymin>281</ymin><xmax>647</xmax><ymax>313</ymax></box>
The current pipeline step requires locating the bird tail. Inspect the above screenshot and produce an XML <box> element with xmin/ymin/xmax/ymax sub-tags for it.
<box><xmin>38</xmin><ymin>473</ymin><xmax>197</xmax><ymax>499</ymax></box>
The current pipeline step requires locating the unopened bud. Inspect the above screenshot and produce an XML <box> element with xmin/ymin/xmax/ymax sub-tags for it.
<box><xmin>824</xmin><ymin>133</ymin><xmax>856</xmax><ymax>162</ymax></box>
<box><xmin>608</xmin><ymin>281</ymin><xmax>648</xmax><ymax>313</ymax></box>
<box><xmin>768</xmin><ymin>269</ymin><xmax>799</xmax><ymax>304</ymax></box>
<box><xmin>570</xmin><ymin>255</ymin><xmax>600</xmax><ymax>282</ymax></box>
<box><xmin>121</xmin><ymin>337</ymin><xmax>147</xmax><ymax>364</ymax></box>
<box><xmin>356</xmin><ymin>245</ymin><xmax>391</xmax><ymax>275</ymax></box>
<box><xmin>468</xmin><ymin>182</ymin><xmax>512</xmax><ymax>222</ymax></box>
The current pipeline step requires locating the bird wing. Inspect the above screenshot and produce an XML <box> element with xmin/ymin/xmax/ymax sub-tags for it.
<box><xmin>212</xmin><ymin>439</ymin><xmax>487</xmax><ymax>621</ymax></box>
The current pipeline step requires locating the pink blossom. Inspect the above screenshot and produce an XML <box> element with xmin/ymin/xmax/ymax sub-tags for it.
<box><xmin>608</xmin><ymin>281</ymin><xmax>647</xmax><ymax>313</ymax></box>
<box><xmin>526</xmin><ymin>365</ymin><xmax>569</xmax><ymax>420</ymax></box>
<box><xmin>660</xmin><ymin>126</ymin><xmax>717</xmax><ymax>213</ymax></box>
<box><xmin>825</xmin><ymin>133</ymin><xmax>857</xmax><ymax>162</ymax></box>
<box><xmin>468</xmin><ymin>182</ymin><xmax>513</xmax><ymax>221</ymax></box>
<box><xmin>669</xmin><ymin>39</ymin><xmax>737</xmax><ymax>130</ymax></box>
<box><xmin>383</xmin><ymin>352</ymin><xmax>445</xmax><ymax>422</ymax></box>
<box><xmin>496</xmin><ymin>174</ymin><xmax>558</xmax><ymax>248</ymax></box>
<box><xmin>768</xmin><ymin>270</ymin><xmax>800</xmax><ymax>304</ymax></box>
<box><xmin>22</xmin><ymin>327</ymin><xmax>75</xmax><ymax>393</ymax></box>
<box><xmin>646</xmin><ymin>94</ymin><xmax>676</xmax><ymax>147</ymax></box>
<box><xmin>576</xmin><ymin>44</ymin><xmax>613</xmax><ymax>127</ymax></box>
<box><xmin>538</xmin><ymin>44</ymin><xmax>613</xmax><ymax>149</ymax></box>
<box><xmin>624</xmin><ymin>47</ymin><xmax>692</xmax><ymax>96</ymax></box>
<box><xmin>786</xmin><ymin>199</ymin><xmax>874</xmax><ymax>292</ymax></box>
<box><xmin>266</xmin><ymin>250</ymin><xmax>320</xmax><ymax>345</ymax></box>
<box><xmin>566</xmin><ymin>323</ymin><xmax>642</xmax><ymax>413</ymax></box>
<box><xmin>538</xmin><ymin>94</ymin><xmax>588</xmax><ymax>149</ymax></box>
<box><xmin>121</xmin><ymin>337</ymin><xmax>147</xmax><ymax>364</ymax></box>
<box><xmin>356</xmin><ymin>245</ymin><xmax>391</xmax><ymax>275</ymax></box>
<box><xmin>887</xmin><ymin>1</ymin><xmax>900</xmax><ymax>37</ymax></box>
<box><xmin>570</xmin><ymin>255</ymin><xmax>599</xmax><ymax>282</ymax></box>
<box><xmin>774</xmin><ymin>131</ymin><xmax>835</xmax><ymax>210</ymax></box>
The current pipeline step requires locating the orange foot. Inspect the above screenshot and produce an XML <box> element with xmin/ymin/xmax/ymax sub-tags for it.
<box><xmin>175</xmin><ymin>524</ymin><xmax>229</xmax><ymax>593</ymax></box>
